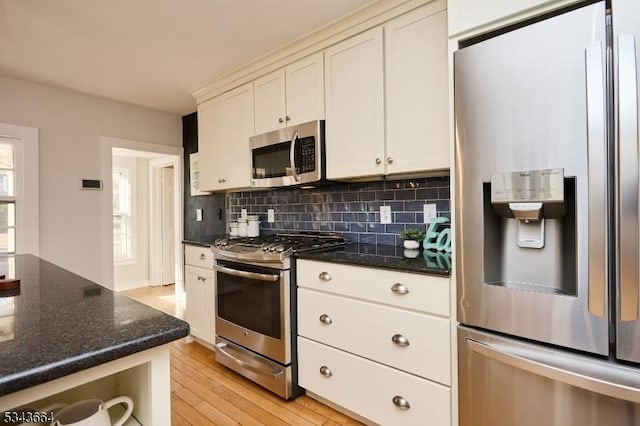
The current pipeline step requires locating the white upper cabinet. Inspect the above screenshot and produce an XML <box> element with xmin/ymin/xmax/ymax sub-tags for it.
<box><xmin>385</xmin><ymin>5</ymin><xmax>449</xmax><ymax>174</ymax></box>
<box><xmin>254</xmin><ymin>70</ymin><xmax>286</xmax><ymax>135</ymax></box>
<box><xmin>325</xmin><ymin>27</ymin><xmax>385</xmax><ymax>180</ymax></box>
<box><xmin>198</xmin><ymin>82</ymin><xmax>254</xmax><ymax>191</ymax></box>
<box><xmin>254</xmin><ymin>52</ymin><xmax>324</xmax><ymax>135</ymax></box>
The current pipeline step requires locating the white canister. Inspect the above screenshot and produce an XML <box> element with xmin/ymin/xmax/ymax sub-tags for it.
<box><xmin>237</xmin><ymin>218</ymin><xmax>248</xmax><ymax>237</ymax></box>
<box><xmin>247</xmin><ymin>215</ymin><xmax>260</xmax><ymax>237</ymax></box>
<box><xmin>229</xmin><ymin>221</ymin><xmax>239</xmax><ymax>237</ymax></box>
<box><xmin>52</xmin><ymin>396</ymin><xmax>133</xmax><ymax>426</ymax></box>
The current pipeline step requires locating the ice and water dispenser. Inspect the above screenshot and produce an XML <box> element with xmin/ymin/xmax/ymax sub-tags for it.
<box><xmin>483</xmin><ymin>168</ymin><xmax>577</xmax><ymax>296</ymax></box>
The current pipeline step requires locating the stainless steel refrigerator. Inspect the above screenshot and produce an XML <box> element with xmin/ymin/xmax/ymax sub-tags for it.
<box><xmin>455</xmin><ymin>1</ymin><xmax>640</xmax><ymax>425</ymax></box>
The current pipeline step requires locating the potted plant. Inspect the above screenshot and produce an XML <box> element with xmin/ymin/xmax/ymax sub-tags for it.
<box><xmin>400</xmin><ymin>228</ymin><xmax>424</xmax><ymax>250</ymax></box>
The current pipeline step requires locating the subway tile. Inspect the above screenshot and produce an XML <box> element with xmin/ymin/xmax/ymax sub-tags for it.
<box><xmin>416</xmin><ymin>188</ymin><xmax>438</xmax><ymax>200</ymax></box>
<box><xmin>367</xmin><ymin>223</ymin><xmax>385</xmax><ymax>233</ymax></box>
<box><xmin>343</xmin><ymin>212</ymin><xmax>358</xmax><ymax>222</ymax></box>
<box><xmin>358</xmin><ymin>191</ymin><xmax>376</xmax><ymax>201</ymax></box>
<box><xmin>349</xmin><ymin>223</ymin><xmax>366</xmax><ymax>233</ymax></box>
<box><xmin>359</xmin><ymin>233</ymin><xmax>377</xmax><ymax>244</ymax></box>
<box><xmin>439</xmin><ymin>187</ymin><xmax>451</xmax><ymax>199</ymax></box>
<box><xmin>395</xmin><ymin>190</ymin><xmax>416</xmax><ymax>201</ymax></box>
<box><xmin>376</xmin><ymin>191</ymin><xmax>395</xmax><ymax>200</ymax></box>
<box><xmin>342</xmin><ymin>232</ymin><xmax>358</xmax><ymax>242</ymax></box>
<box><xmin>385</xmin><ymin>223</ymin><xmax>404</xmax><ymax>234</ymax></box>
<box><xmin>365</xmin><ymin>181</ymin><xmax>385</xmax><ymax>191</ymax></box>
<box><xmin>341</xmin><ymin>192</ymin><xmax>357</xmax><ymax>202</ymax></box>
<box><xmin>358</xmin><ymin>212</ymin><xmax>376</xmax><ymax>222</ymax></box>
<box><xmin>320</xmin><ymin>222</ymin><xmax>334</xmax><ymax>231</ymax></box>
<box><xmin>395</xmin><ymin>212</ymin><xmax>415</xmax><ymax>223</ymax></box>
<box><xmin>377</xmin><ymin>234</ymin><xmax>395</xmax><ymax>245</ymax></box>
<box><xmin>404</xmin><ymin>201</ymin><xmax>425</xmax><ymax>212</ymax></box>
<box><xmin>329</xmin><ymin>213</ymin><xmax>343</xmax><ymax>221</ymax></box>
<box><xmin>386</xmin><ymin>201</ymin><xmax>404</xmax><ymax>212</ymax></box>
<box><xmin>334</xmin><ymin>222</ymin><xmax>349</xmax><ymax>232</ymax></box>
<box><xmin>435</xmin><ymin>200</ymin><xmax>450</xmax><ymax>211</ymax></box>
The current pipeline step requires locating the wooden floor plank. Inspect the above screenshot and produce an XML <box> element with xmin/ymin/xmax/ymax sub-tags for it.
<box><xmin>124</xmin><ymin>285</ymin><xmax>362</xmax><ymax>426</ymax></box>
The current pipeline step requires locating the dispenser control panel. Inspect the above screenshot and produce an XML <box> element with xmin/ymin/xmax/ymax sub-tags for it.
<box><xmin>491</xmin><ymin>169</ymin><xmax>564</xmax><ymax>203</ymax></box>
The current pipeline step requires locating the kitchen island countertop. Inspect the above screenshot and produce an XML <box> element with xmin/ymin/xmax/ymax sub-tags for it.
<box><xmin>295</xmin><ymin>243</ymin><xmax>451</xmax><ymax>276</ymax></box>
<box><xmin>0</xmin><ymin>254</ymin><xmax>189</xmax><ymax>397</ymax></box>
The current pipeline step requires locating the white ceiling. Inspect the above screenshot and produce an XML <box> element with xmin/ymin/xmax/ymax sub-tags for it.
<box><xmin>0</xmin><ymin>0</ymin><xmax>375</xmax><ymax>115</ymax></box>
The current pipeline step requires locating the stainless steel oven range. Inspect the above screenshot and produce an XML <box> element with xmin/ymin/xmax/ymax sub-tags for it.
<box><xmin>211</xmin><ymin>232</ymin><xmax>345</xmax><ymax>399</ymax></box>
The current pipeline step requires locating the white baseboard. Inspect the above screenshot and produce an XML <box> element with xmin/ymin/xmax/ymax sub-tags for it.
<box><xmin>115</xmin><ymin>280</ymin><xmax>150</xmax><ymax>292</ymax></box>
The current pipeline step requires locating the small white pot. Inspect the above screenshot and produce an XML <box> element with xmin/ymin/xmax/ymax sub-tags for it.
<box><xmin>403</xmin><ymin>240</ymin><xmax>420</xmax><ymax>250</ymax></box>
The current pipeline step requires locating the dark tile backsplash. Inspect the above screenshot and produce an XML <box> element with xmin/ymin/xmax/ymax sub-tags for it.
<box><xmin>226</xmin><ymin>177</ymin><xmax>450</xmax><ymax>246</ymax></box>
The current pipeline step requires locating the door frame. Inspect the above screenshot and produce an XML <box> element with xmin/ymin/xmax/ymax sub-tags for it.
<box><xmin>101</xmin><ymin>136</ymin><xmax>183</xmax><ymax>292</ymax></box>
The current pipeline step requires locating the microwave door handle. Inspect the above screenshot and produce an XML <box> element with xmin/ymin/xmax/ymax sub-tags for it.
<box><xmin>289</xmin><ymin>130</ymin><xmax>300</xmax><ymax>182</ymax></box>
<box><xmin>618</xmin><ymin>34</ymin><xmax>639</xmax><ymax>321</ymax></box>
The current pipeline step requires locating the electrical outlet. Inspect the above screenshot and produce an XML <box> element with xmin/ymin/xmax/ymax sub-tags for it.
<box><xmin>267</xmin><ymin>209</ymin><xmax>275</xmax><ymax>223</ymax></box>
<box><xmin>423</xmin><ymin>204</ymin><xmax>437</xmax><ymax>223</ymax></box>
<box><xmin>196</xmin><ymin>209</ymin><xmax>203</xmax><ymax>222</ymax></box>
<box><xmin>380</xmin><ymin>205</ymin><xmax>392</xmax><ymax>224</ymax></box>
<box><xmin>241</xmin><ymin>209</ymin><xmax>247</xmax><ymax>219</ymax></box>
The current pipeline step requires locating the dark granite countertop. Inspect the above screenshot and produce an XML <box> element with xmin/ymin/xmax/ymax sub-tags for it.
<box><xmin>0</xmin><ymin>254</ymin><xmax>189</xmax><ymax>397</ymax></box>
<box><xmin>295</xmin><ymin>243</ymin><xmax>451</xmax><ymax>276</ymax></box>
<box><xmin>183</xmin><ymin>235</ymin><xmax>226</xmax><ymax>247</ymax></box>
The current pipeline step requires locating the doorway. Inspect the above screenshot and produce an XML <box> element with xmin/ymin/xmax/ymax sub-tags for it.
<box><xmin>103</xmin><ymin>137</ymin><xmax>183</xmax><ymax>302</ymax></box>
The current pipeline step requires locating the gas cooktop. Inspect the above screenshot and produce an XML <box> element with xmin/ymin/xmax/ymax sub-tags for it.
<box><xmin>212</xmin><ymin>232</ymin><xmax>346</xmax><ymax>264</ymax></box>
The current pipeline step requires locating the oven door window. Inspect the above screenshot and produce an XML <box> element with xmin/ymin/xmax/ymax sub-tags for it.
<box><xmin>216</xmin><ymin>261</ymin><xmax>282</xmax><ymax>339</ymax></box>
<box><xmin>252</xmin><ymin>141</ymin><xmax>292</xmax><ymax>179</ymax></box>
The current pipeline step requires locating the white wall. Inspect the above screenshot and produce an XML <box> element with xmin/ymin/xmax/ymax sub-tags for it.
<box><xmin>0</xmin><ymin>76</ymin><xmax>182</xmax><ymax>286</ymax></box>
<box><xmin>113</xmin><ymin>156</ymin><xmax>151</xmax><ymax>289</ymax></box>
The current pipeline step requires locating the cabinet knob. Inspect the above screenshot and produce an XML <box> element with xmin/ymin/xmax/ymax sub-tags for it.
<box><xmin>318</xmin><ymin>271</ymin><xmax>332</xmax><ymax>281</ymax></box>
<box><xmin>218</xmin><ymin>179</ymin><xmax>222</xmax><ymax>183</ymax></box>
<box><xmin>319</xmin><ymin>366</ymin><xmax>332</xmax><ymax>377</ymax></box>
<box><xmin>285</xmin><ymin>115</ymin><xmax>291</xmax><ymax>121</ymax></box>
<box><xmin>222</xmin><ymin>178</ymin><xmax>226</xmax><ymax>183</ymax></box>
<box><xmin>390</xmin><ymin>283</ymin><xmax>410</xmax><ymax>294</ymax></box>
<box><xmin>278</xmin><ymin>117</ymin><xmax>284</xmax><ymax>123</ymax></box>
<box><xmin>197</xmin><ymin>276</ymin><xmax>207</xmax><ymax>282</ymax></box>
<box><xmin>375</xmin><ymin>158</ymin><xmax>382</xmax><ymax>165</ymax></box>
<box><xmin>199</xmin><ymin>253</ymin><xmax>206</xmax><ymax>260</ymax></box>
<box><xmin>392</xmin><ymin>396</ymin><xmax>411</xmax><ymax>410</ymax></box>
<box><xmin>387</xmin><ymin>157</ymin><xmax>394</xmax><ymax>164</ymax></box>
<box><xmin>391</xmin><ymin>334</ymin><xmax>410</xmax><ymax>347</ymax></box>
<box><xmin>319</xmin><ymin>314</ymin><xmax>333</xmax><ymax>325</ymax></box>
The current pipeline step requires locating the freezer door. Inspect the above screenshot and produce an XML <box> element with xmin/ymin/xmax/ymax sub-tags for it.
<box><xmin>615</xmin><ymin>0</ymin><xmax>640</xmax><ymax>364</ymax></box>
<box><xmin>455</xmin><ymin>2</ymin><xmax>610</xmax><ymax>355</ymax></box>
<box><xmin>458</xmin><ymin>326</ymin><xmax>640</xmax><ymax>426</ymax></box>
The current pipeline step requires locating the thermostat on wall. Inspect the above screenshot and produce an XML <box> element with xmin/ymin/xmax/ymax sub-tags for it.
<box><xmin>81</xmin><ymin>179</ymin><xmax>103</xmax><ymax>190</ymax></box>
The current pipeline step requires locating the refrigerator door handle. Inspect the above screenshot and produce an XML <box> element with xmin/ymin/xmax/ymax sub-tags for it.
<box><xmin>585</xmin><ymin>42</ymin><xmax>608</xmax><ymax>318</ymax></box>
<box><xmin>618</xmin><ymin>34</ymin><xmax>639</xmax><ymax>322</ymax></box>
<box><xmin>466</xmin><ymin>337</ymin><xmax>640</xmax><ymax>403</ymax></box>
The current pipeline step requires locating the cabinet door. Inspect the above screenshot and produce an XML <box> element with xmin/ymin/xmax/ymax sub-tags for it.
<box><xmin>385</xmin><ymin>6</ymin><xmax>449</xmax><ymax>174</ymax></box>
<box><xmin>325</xmin><ymin>27</ymin><xmax>385</xmax><ymax>180</ymax></box>
<box><xmin>197</xmin><ymin>96</ymin><xmax>226</xmax><ymax>191</ymax></box>
<box><xmin>286</xmin><ymin>52</ymin><xmax>325</xmax><ymax>127</ymax></box>
<box><xmin>254</xmin><ymin>69</ymin><xmax>286</xmax><ymax>134</ymax></box>
<box><xmin>185</xmin><ymin>265</ymin><xmax>216</xmax><ymax>344</ymax></box>
<box><xmin>222</xmin><ymin>82</ymin><xmax>255</xmax><ymax>190</ymax></box>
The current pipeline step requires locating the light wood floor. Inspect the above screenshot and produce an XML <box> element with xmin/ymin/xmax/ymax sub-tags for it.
<box><xmin>123</xmin><ymin>285</ymin><xmax>363</xmax><ymax>426</ymax></box>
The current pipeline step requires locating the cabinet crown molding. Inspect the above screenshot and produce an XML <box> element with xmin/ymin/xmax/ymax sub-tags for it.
<box><xmin>190</xmin><ymin>0</ymin><xmax>445</xmax><ymax>104</ymax></box>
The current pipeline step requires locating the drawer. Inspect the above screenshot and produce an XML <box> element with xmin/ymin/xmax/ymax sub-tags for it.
<box><xmin>298</xmin><ymin>288</ymin><xmax>450</xmax><ymax>385</ymax></box>
<box><xmin>298</xmin><ymin>337</ymin><xmax>450</xmax><ymax>426</ymax></box>
<box><xmin>297</xmin><ymin>259</ymin><xmax>450</xmax><ymax>316</ymax></box>
<box><xmin>185</xmin><ymin>244</ymin><xmax>213</xmax><ymax>268</ymax></box>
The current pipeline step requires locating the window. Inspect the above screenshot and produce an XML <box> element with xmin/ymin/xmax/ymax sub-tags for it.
<box><xmin>112</xmin><ymin>160</ymin><xmax>136</xmax><ymax>262</ymax></box>
<box><xmin>0</xmin><ymin>139</ymin><xmax>17</xmax><ymax>254</ymax></box>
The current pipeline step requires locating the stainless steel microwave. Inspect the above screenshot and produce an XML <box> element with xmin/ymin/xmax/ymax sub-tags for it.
<box><xmin>249</xmin><ymin>120</ymin><xmax>325</xmax><ymax>188</ymax></box>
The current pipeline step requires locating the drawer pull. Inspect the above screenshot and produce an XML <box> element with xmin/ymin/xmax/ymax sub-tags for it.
<box><xmin>199</xmin><ymin>253</ymin><xmax>207</xmax><ymax>260</ymax></box>
<box><xmin>319</xmin><ymin>366</ymin><xmax>333</xmax><ymax>377</ymax></box>
<box><xmin>319</xmin><ymin>314</ymin><xmax>333</xmax><ymax>325</ymax></box>
<box><xmin>318</xmin><ymin>272</ymin><xmax>332</xmax><ymax>281</ymax></box>
<box><xmin>392</xmin><ymin>334</ymin><xmax>410</xmax><ymax>347</ymax></box>
<box><xmin>197</xmin><ymin>276</ymin><xmax>207</xmax><ymax>282</ymax></box>
<box><xmin>392</xmin><ymin>396</ymin><xmax>411</xmax><ymax>410</ymax></box>
<box><xmin>390</xmin><ymin>283</ymin><xmax>409</xmax><ymax>294</ymax></box>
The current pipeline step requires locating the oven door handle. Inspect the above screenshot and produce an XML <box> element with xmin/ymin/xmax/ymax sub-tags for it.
<box><xmin>216</xmin><ymin>342</ymin><xmax>285</xmax><ymax>378</ymax></box>
<box><xmin>214</xmin><ymin>264</ymin><xmax>280</xmax><ymax>282</ymax></box>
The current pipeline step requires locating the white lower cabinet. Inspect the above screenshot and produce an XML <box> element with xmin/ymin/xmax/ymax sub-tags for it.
<box><xmin>184</xmin><ymin>245</ymin><xmax>216</xmax><ymax>345</ymax></box>
<box><xmin>296</xmin><ymin>260</ymin><xmax>452</xmax><ymax>425</ymax></box>
<box><xmin>298</xmin><ymin>337</ymin><xmax>450</xmax><ymax>426</ymax></box>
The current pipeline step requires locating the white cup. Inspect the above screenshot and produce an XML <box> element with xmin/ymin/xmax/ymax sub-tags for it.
<box><xmin>51</xmin><ymin>396</ymin><xmax>133</xmax><ymax>426</ymax></box>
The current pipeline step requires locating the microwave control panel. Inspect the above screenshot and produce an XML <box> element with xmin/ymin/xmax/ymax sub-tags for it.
<box><xmin>296</xmin><ymin>136</ymin><xmax>316</xmax><ymax>174</ymax></box>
